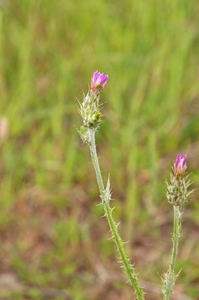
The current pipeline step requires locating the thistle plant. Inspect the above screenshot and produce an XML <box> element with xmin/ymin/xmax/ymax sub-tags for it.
<box><xmin>78</xmin><ymin>71</ymin><xmax>144</xmax><ymax>300</ymax></box>
<box><xmin>162</xmin><ymin>154</ymin><xmax>194</xmax><ymax>299</ymax></box>
<box><xmin>77</xmin><ymin>71</ymin><xmax>194</xmax><ymax>299</ymax></box>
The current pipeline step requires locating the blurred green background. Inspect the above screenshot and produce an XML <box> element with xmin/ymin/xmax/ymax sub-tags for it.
<box><xmin>0</xmin><ymin>0</ymin><xmax>199</xmax><ymax>299</ymax></box>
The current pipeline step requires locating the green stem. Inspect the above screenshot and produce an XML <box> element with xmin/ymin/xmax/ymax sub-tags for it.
<box><xmin>88</xmin><ymin>129</ymin><xmax>144</xmax><ymax>300</ymax></box>
<box><xmin>171</xmin><ymin>206</ymin><xmax>181</xmax><ymax>272</ymax></box>
<box><xmin>163</xmin><ymin>205</ymin><xmax>181</xmax><ymax>300</ymax></box>
<box><xmin>88</xmin><ymin>129</ymin><xmax>105</xmax><ymax>192</ymax></box>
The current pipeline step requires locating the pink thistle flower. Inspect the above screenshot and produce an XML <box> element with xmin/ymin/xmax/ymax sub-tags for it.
<box><xmin>90</xmin><ymin>71</ymin><xmax>109</xmax><ymax>93</ymax></box>
<box><xmin>174</xmin><ymin>154</ymin><xmax>187</xmax><ymax>177</ymax></box>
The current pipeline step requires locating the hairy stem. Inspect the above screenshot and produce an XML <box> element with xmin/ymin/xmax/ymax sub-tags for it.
<box><xmin>162</xmin><ymin>205</ymin><xmax>181</xmax><ymax>300</ymax></box>
<box><xmin>88</xmin><ymin>129</ymin><xmax>144</xmax><ymax>300</ymax></box>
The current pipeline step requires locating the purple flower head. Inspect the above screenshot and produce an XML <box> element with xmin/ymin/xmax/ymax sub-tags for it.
<box><xmin>174</xmin><ymin>154</ymin><xmax>187</xmax><ymax>177</ymax></box>
<box><xmin>90</xmin><ymin>71</ymin><xmax>109</xmax><ymax>93</ymax></box>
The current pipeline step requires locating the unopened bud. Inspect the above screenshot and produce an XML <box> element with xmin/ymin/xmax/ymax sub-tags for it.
<box><xmin>78</xmin><ymin>71</ymin><xmax>109</xmax><ymax>131</ymax></box>
<box><xmin>166</xmin><ymin>154</ymin><xmax>194</xmax><ymax>206</ymax></box>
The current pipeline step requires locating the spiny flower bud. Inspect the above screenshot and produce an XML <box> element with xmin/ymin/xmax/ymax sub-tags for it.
<box><xmin>166</xmin><ymin>154</ymin><xmax>194</xmax><ymax>206</ymax></box>
<box><xmin>174</xmin><ymin>154</ymin><xmax>187</xmax><ymax>177</ymax></box>
<box><xmin>78</xmin><ymin>71</ymin><xmax>108</xmax><ymax>131</ymax></box>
